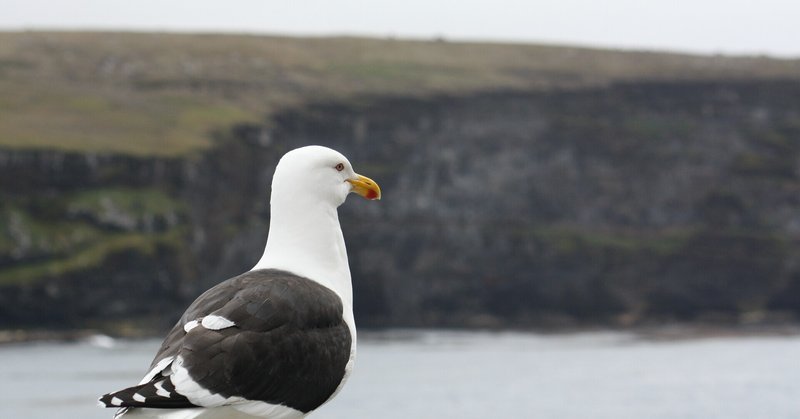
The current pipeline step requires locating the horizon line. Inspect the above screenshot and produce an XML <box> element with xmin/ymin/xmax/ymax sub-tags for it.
<box><xmin>1</xmin><ymin>26</ymin><xmax>798</xmax><ymax>61</ymax></box>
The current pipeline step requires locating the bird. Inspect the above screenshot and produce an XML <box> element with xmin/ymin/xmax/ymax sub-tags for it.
<box><xmin>99</xmin><ymin>145</ymin><xmax>381</xmax><ymax>419</ymax></box>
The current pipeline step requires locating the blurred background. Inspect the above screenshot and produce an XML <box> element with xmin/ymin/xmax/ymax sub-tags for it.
<box><xmin>1</xmin><ymin>1</ymin><xmax>800</xmax><ymax>418</ymax></box>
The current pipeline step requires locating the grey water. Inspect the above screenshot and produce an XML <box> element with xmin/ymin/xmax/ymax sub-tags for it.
<box><xmin>1</xmin><ymin>330</ymin><xmax>798</xmax><ymax>419</ymax></box>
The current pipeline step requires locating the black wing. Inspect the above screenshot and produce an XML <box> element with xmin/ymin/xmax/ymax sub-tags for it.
<box><xmin>100</xmin><ymin>269</ymin><xmax>352</xmax><ymax>413</ymax></box>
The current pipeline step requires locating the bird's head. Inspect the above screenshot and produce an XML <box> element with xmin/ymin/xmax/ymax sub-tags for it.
<box><xmin>271</xmin><ymin>145</ymin><xmax>381</xmax><ymax>208</ymax></box>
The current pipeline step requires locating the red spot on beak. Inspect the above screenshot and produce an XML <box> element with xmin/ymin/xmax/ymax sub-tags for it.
<box><xmin>348</xmin><ymin>174</ymin><xmax>381</xmax><ymax>200</ymax></box>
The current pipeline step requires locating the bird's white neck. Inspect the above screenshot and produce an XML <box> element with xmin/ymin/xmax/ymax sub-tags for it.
<box><xmin>252</xmin><ymin>198</ymin><xmax>354</xmax><ymax>310</ymax></box>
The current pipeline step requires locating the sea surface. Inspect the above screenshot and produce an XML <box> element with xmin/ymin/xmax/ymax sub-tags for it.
<box><xmin>1</xmin><ymin>330</ymin><xmax>798</xmax><ymax>419</ymax></box>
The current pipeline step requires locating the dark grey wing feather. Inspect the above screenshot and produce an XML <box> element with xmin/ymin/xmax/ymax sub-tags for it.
<box><xmin>179</xmin><ymin>270</ymin><xmax>352</xmax><ymax>413</ymax></box>
<box><xmin>100</xmin><ymin>269</ymin><xmax>351</xmax><ymax>414</ymax></box>
<box><xmin>147</xmin><ymin>276</ymin><xmax>247</xmax><ymax>370</ymax></box>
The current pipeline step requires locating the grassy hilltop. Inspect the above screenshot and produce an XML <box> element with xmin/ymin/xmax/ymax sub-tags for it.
<box><xmin>1</xmin><ymin>31</ymin><xmax>800</xmax><ymax>155</ymax></box>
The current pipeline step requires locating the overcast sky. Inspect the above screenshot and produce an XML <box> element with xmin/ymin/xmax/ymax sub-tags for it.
<box><xmin>1</xmin><ymin>0</ymin><xmax>798</xmax><ymax>58</ymax></box>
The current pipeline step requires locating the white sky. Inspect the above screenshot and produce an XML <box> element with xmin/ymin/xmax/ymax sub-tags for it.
<box><xmin>1</xmin><ymin>0</ymin><xmax>799</xmax><ymax>58</ymax></box>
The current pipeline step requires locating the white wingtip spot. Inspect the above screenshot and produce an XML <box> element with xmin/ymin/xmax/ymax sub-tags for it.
<box><xmin>97</xmin><ymin>399</ymin><xmax>106</xmax><ymax>408</ymax></box>
<box><xmin>110</xmin><ymin>396</ymin><xmax>123</xmax><ymax>406</ymax></box>
<box><xmin>201</xmin><ymin>315</ymin><xmax>236</xmax><ymax>330</ymax></box>
<box><xmin>132</xmin><ymin>393</ymin><xmax>146</xmax><ymax>403</ymax></box>
<box><xmin>155</xmin><ymin>380</ymin><xmax>171</xmax><ymax>397</ymax></box>
<box><xmin>183</xmin><ymin>320</ymin><xmax>200</xmax><ymax>333</ymax></box>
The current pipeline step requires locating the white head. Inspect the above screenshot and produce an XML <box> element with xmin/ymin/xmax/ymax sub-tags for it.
<box><xmin>270</xmin><ymin>145</ymin><xmax>381</xmax><ymax>209</ymax></box>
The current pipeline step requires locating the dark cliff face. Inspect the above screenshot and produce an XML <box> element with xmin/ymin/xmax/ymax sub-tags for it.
<box><xmin>3</xmin><ymin>80</ymin><xmax>800</xmax><ymax>331</ymax></box>
<box><xmin>267</xmin><ymin>80</ymin><xmax>800</xmax><ymax>327</ymax></box>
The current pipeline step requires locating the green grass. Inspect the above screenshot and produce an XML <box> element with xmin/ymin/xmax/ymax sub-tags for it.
<box><xmin>0</xmin><ymin>187</ymin><xmax>187</xmax><ymax>285</ymax></box>
<box><xmin>0</xmin><ymin>231</ymin><xmax>180</xmax><ymax>286</ymax></box>
<box><xmin>67</xmin><ymin>187</ymin><xmax>184</xmax><ymax>220</ymax></box>
<box><xmin>0</xmin><ymin>80</ymin><xmax>254</xmax><ymax>155</ymax></box>
<box><xmin>1</xmin><ymin>31</ymin><xmax>799</xmax><ymax>156</ymax></box>
<box><xmin>0</xmin><ymin>206</ymin><xmax>104</xmax><ymax>257</ymax></box>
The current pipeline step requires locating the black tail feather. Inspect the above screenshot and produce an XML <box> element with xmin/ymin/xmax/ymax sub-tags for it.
<box><xmin>99</xmin><ymin>377</ymin><xmax>196</xmax><ymax>409</ymax></box>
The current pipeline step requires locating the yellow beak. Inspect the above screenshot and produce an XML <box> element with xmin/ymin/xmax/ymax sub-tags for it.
<box><xmin>347</xmin><ymin>174</ymin><xmax>381</xmax><ymax>200</ymax></box>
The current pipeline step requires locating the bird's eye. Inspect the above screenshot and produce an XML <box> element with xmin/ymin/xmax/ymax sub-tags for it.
<box><xmin>335</xmin><ymin>163</ymin><xmax>345</xmax><ymax>172</ymax></box>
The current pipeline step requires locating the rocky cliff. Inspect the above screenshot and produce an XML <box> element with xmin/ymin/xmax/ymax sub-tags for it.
<box><xmin>3</xmin><ymin>79</ymin><xmax>800</xmax><ymax>331</ymax></box>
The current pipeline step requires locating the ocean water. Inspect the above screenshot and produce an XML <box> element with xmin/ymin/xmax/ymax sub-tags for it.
<box><xmin>1</xmin><ymin>330</ymin><xmax>798</xmax><ymax>419</ymax></box>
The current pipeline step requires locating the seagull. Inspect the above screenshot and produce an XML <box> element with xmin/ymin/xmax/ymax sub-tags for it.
<box><xmin>99</xmin><ymin>145</ymin><xmax>381</xmax><ymax>419</ymax></box>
